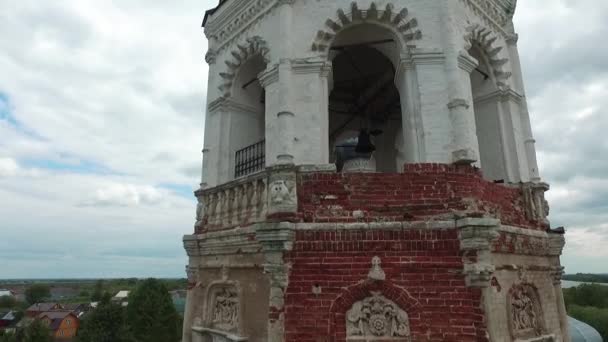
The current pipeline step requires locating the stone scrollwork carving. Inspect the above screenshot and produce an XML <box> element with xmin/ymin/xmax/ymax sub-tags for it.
<box><xmin>346</xmin><ymin>292</ymin><xmax>411</xmax><ymax>341</ymax></box>
<box><xmin>508</xmin><ymin>284</ymin><xmax>545</xmax><ymax>339</ymax></box>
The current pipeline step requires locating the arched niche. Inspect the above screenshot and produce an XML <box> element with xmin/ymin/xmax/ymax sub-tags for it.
<box><xmin>218</xmin><ymin>37</ymin><xmax>270</xmax><ymax>179</ymax></box>
<box><xmin>465</xmin><ymin>25</ymin><xmax>512</xmax><ymax>182</ymax></box>
<box><xmin>327</xmin><ymin>23</ymin><xmax>406</xmax><ymax>173</ymax></box>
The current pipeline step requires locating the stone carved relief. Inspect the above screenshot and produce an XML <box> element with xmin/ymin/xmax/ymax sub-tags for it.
<box><xmin>508</xmin><ymin>284</ymin><xmax>545</xmax><ymax>339</ymax></box>
<box><xmin>207</xmin><ymin>286</ymin><xmax>240</xmax><ymax>333</ymax></box>
<box><xmin>311</xmin><ymin>2</ymin><xmax>422</xmax><ymax>53</ymax></box>
<box><xmin>219</xmin><ymin>36</ymin><xmax>270</xmax><ymax>97</ymax></box>
<box><xmin>464</xmin><ymin>24</ymin><xmax>512</xmax><ymax>89</ymax></box>
<box><xmin>267</xmin><ymin>171</ymin><xmax>297</xmax><ymax>214</ymax></box>
<box><xmin>211</xmin><ymin>288</ymin><xmax>240</xmax><ymax>332</ymax></box>
<box><xmin>367</xmin><ymin>256</ymin><xmax>386</xmax><ymax>281</ymax></box>
<box><xmin>346</xmin><ymin>292</ymin><xmax>411</xmax><ymax>341</ymax></box>
<box><xmin>186</xmin><ymin>266</ymin><xmax>199</xmax><ymax>290</ymax></box>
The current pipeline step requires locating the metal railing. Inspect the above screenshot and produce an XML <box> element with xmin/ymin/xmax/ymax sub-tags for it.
<box><xmin>235</xmin><ymin>140</ymin><xmax>265</xmax><ymax>178</ymax></box>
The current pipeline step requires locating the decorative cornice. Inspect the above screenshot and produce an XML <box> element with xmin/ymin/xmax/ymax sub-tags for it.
<box><xmin>473</xmin><ymin>88</ymin><xmax>523</xmax><ymax>105</ymax></box>
<box><xmin>204</xmin><ymin>0</ymin><xmax>278</xmax><ymax>54</ymax></box>
<box><xmin>258</xmin><ymin>64</ymin><xmax>279</xmax><ymax>87</ymax></box>
<box><xmin>458</xmin><ymin>51</ymin><xmax>479</xmax><ymax>73</ymax></box>
<box><xmin>290</xmin><ymin>59</ymin><xmax>333</xmax><ymax>76</ymax></box>
<box><xmin>208</xmin><ymin>96</ymin><xmax>261</xmax><ymax>114</ymax></box>
<box><xmin>311</xmin><ymin>2</ymin><xmax>422</xmax><ymax>54</ymax></box>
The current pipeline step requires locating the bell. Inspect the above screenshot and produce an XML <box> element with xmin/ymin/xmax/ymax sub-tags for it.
<box><xmin>355</xmin><ymin>129</ymin><xmax>376</xmax><ymax>154</ymax></box>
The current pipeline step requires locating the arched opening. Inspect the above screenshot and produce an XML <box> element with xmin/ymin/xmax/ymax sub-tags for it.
<box><xmin>469</xmin><ymin>43</ymin><xmax>506</xmax><ymax>181</ymax></box>
<box><xmin>229</xmin><ymin>54</ymin><xmax>267</xmax><ymax>178</ymax></box>
<box><xmin>328</xmin><ymin>24</ymin><xmax>404</xmax><ymax>173</ymax></box>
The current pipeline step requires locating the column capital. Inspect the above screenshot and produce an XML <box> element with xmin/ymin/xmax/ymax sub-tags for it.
<box><xmin>458</xmin><ymin>51</ymin><xmax>479</xmax><ymax>74</ymax></box>
<box><xmin>290</xmin><ymin>58</ymin><xmax>332</xmax><ymax>77</ymax></box>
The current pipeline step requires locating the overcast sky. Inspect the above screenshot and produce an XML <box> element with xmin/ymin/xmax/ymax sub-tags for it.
<box><xmin>0</xmin><ymin>1</ymin><xmax>607</xmax><ymax>279</ymax></box>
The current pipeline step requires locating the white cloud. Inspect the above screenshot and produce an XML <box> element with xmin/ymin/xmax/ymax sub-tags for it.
<box><xmin>0</xmin><ymin>157</ymin><xmax>18</xmax><ymax>177</ymax></box>
<box><xmin>84</xmin><ymin>183</ymin><xmax>165</xmax><ymax>207</ymax></box>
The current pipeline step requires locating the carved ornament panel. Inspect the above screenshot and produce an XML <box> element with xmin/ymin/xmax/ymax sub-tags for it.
<box><xmin>346</xmin><ymin>292</ymin><xmax>411</xmax><ymax>341</ymax></box>
<box><xmin>508</xmin><ymin>284</ymin><xmax>545</xmax><ymax>340</ymax></box>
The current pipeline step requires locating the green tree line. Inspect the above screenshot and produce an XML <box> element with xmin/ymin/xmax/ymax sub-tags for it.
<box><xmin>563</xmin><ymin>283</ymin><xmax>608</xmax><ymax>339</ymax></box>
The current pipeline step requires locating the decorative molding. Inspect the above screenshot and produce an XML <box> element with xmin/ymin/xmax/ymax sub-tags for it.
<box><xmin>547</xmin><ymin>234</ymin><xmax>566</xmax><ymax>257</ymax></box>
<box><xmin>346</xmin><ymin>292</ymin><xmax>411</xmax><ymax>340</ymax></box>
<box><xmin>521</xmin><ymin>182</ymin><xmax>550</xmax><ymax>225</ymax></box>
<box><xmin>473</xmin><ymin>87</ymin><xmax>523</xmax><ymax>105</ymax></box>
<box><xmin>205</xmin><ymin>0</ymin><xmax>277</xmax><ymax>53</ymax></box>
<box><xmin>447</xmin><ymin>98</ymin><xmax>470</xmax><ymax>110</ymax></box>
<box><xmin>464</xmin><ymin>24</ymin><xmax>512</xmax><ymax>89</ymax></box>
<box><xmin>311</xmin><ymin>2</ymin><xmax>422</xmax><ymax>54</ymax></box>
<box><xmin>458</xmin><ymin>218</ymin><xmax>500</xmax><ymax>288</ymax></box>
<box><xmin>459</xmin><ymin>0</ymin><xmax>511</xmax><ymax>36</ymax></box>
<box><xmin>457</xmin><ymin>51</ymin><xmax>479</xmax><ymax>73</ymax></box>
<box><xmin>218</xmin><ymin>36</ymin><xmax>270</xmax><ymax>97</ymax></box>
<box><xmin>208</xmin><ymin>96</ymin><xmax>262</xmax><ymax>115</ymax></box>
<box><xmin>290</xmin><ymin>58</ymin><xmax>333</xmax><ymax>76</ymax></box>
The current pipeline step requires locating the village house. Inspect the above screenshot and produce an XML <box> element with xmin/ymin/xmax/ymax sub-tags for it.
<box><xmin>25</xmin><ymin>303</ymin><xmax>63</xmax><ymax>317</ymax></box>
<box><xmin>38</xmin><ymin>311</ymin><xmax>79</xmax><ymax>341</ymax></box>
<box><xmin>0</xmin><ymin>311</ymin><xmax>19</xmax><ymax>334</ymax></box>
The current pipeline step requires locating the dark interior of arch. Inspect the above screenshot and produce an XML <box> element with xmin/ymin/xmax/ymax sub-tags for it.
<box><xmin>329</xmin><ymin>45</ymin><xmax>402</xmax><ymax>173</ymax></box>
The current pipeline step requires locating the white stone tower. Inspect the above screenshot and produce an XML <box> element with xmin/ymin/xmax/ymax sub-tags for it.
<box><xmin>183</xmin><ymin>1</ymin><xmax>569</xmax><ymax>341</ymax></box>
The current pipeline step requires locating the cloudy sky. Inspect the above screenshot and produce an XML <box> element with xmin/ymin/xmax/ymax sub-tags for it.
<box><xmin>0</xmin><ymin>1</ymin><xmax>606</xmax><ymax>279</ymax></box>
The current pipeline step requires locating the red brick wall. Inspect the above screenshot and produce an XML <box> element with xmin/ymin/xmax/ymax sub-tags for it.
<box><xmin>284</xmin><ymin>229</ymin><xmax>488</xmax><ymax>342</ymax></box>
<box><xmin>297</xmin><ymin>164</ymin><xmax>544</xmax><ymax>230</ymax></box>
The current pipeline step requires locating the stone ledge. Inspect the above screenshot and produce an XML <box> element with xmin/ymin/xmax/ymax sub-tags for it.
<box><xmin>192</xmin><ymin>326</ymin><xmax>248</xmax><ymax>341</ymax></box>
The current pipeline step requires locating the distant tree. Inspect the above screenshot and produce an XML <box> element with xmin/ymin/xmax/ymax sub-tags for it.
<box><xmin>77</xmin><ymin>302</ymin><xmax>133</xmax><ymax>342</ymax></box>
<box><xmin>23</xmin><ymin>319</ymin><xmax>52</xmax><ymax>342</ymax></box>
<box><xmin>0</xmin><ymin>295</ymin><xmax>17</xmax><ymax>308</ymax></box>
<box><xmin>126</xmin><ymin>279</ymin><xmax>180</xmax><ymax>342</ymax></box>
<box><xmin>91</xmin><ymin>280</ymin><xmax>104</xmax><ymax>302</ymax></box>
<box><xmin>25</xmin><ymin>285</ymin><xmax>51</xmax><ymax>305</ymax></box>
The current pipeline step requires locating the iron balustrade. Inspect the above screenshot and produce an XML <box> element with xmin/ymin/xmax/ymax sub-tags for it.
<box><xmin>235</xmin><ymin>140</ymin><xmax>265</xmax><ymax>178</ymax></box>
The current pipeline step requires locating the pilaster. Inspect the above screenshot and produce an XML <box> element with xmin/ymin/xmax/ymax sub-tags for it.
<box><xmin>399</xmin><ymin>49</ymin><xmax>452</xmax><ymax>164</ymax></box>
<box><xmin>256</xmin><ymin>222</ymin><xmax>295</xmax><ymax>342</ymax></box>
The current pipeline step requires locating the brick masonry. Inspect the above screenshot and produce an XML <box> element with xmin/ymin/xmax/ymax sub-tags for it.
<box><xmin>284</xmin><ymin>228</ymin><xmax>487</xmax><ymax>342</ymax></box>
<box><xmin>297</xmin><ymin>164</ymin><xmax>546</xmax><ymax>230</ymax></box>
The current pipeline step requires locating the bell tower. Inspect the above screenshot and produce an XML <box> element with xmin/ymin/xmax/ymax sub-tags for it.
<box><xmin>182</xmin><ymin>1</ymin><xmax>569</xmax><ymax>341</ymax></box>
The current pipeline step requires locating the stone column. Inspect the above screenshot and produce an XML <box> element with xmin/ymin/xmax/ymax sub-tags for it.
<box><xmin>395</xmin><ymin>58</ymin><xmax>422</xmax><ymax>165</ymax></box>
<box><xmin>397</xmin><ymin>50</ymin><xmax>452</xmax><ymax>163</ymax></box>
<box><xmin>201</xmin><ymin>50</ymin><xmax>221</xmax><ymax>187</ymax></box>
<box><xmin>447</xmin><ymin>52</ymin><xmax>481</xmax><ymax>165</ymax></box>
<box><xmin>288</xmin><ymin>59</ymin><xmax>332</xmax><ymax>165</ymax></box>
<box><xmin>506</xmin><ymin>34</ymin><xmax>541</xmax><ymax>182</ymax></box>
<box><xmin>257</xmin><ymin>222</ymin><xmax>296</xmax><ymax>342</ymax></box>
